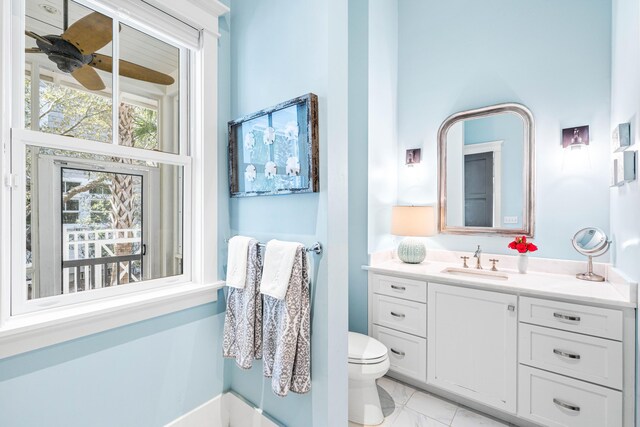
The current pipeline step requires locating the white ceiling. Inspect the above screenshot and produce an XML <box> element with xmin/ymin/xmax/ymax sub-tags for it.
<box><xmin>25</xmin><ymin>0</ymin><xmax>179</xmax><ymax>76</ymax></box>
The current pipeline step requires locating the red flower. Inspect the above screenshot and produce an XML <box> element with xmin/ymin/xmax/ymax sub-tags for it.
<box><xmin>508</xmin><ymin>236</ymin><xmax>538</xmax><ymax>253</ymax></box>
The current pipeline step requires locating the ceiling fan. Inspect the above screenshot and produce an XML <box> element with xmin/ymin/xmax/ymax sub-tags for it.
<box><xmin>25</xmin><ymin>1</ymin><xmax>175</xmax><ymax>91</ymax></box>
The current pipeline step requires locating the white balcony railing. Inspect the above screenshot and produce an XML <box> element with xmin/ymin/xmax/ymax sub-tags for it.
<box><xmin>63</xmin><ymin>227</ymin><xmax>142</xmax><ymax>293</ymax></box>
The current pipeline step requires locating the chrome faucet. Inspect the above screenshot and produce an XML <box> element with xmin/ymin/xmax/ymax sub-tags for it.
<box><xmin>473</xmin><ymin>245</ymin><xmax>483</xmax><ymax>269</ymax></box>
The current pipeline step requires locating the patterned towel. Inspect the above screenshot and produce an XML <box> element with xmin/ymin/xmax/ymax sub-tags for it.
<box><xmin>262</xmin><ymin>247</ymin><xmax>311</xmax><ymax>396</ymax></box>
<box><xmin>222</xmin><ymin>240</ymin><xmax>263</xmax><ymax>369</ymax></box>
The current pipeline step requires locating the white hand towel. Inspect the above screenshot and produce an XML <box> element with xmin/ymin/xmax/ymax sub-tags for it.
<box><xmin>226</xmin><ymin>236</ymin><xmax>253</xmax><ymax>288</ymax></box>
<box><xmin>260</xmin><ymin>239</ymin><xmax>302</xmax><ymax>300</ymax></box>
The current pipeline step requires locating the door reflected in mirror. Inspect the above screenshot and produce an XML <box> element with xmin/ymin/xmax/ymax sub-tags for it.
<box><xmin>439</xmin><ymin>103</ymin><xmax>534</xmax><ymax>236</ymax></box>
<box><xmin>446</xmin><ymin>112</ymin><xmax>524</xmax><ymax>228</ymax></box>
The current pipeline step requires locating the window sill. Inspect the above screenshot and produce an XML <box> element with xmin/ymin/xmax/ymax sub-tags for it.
<box><xmin>0</xmin><ymin>280</ymin><xmax>225</xmax><ymax>360</ymax></box>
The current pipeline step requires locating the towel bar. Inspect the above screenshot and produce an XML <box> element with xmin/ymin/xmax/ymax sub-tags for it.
<box><xmin>226</xmin><ymin>238</ymin><xmax>323</xmax><ymax>255</ymax></box>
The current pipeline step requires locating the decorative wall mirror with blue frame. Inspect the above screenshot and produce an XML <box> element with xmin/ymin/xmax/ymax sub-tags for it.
<box><xmin>228</xmin><ymin>93</ymin><xmax>319</xmax><ymax>197</ymax></box>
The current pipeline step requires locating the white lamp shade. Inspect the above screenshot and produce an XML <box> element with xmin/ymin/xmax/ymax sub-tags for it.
<box><xmin>391</xmin><ymin>206</ymin><xmax>436</xmax><ymax>237</ymax></box>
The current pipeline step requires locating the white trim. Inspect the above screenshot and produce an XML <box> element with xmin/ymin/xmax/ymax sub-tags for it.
<box><xmin>0</xmin><ymin>280</ymin><xmax>223</xmax><ymax>360</ymax></box>
<box><xmin>222</xmin><ymin>392</ymin><xmax>281</xmax><ymax>427</ymax></box>
<box><xmin>190</xmin><ymin>29</ymin><xmax>218</xmax><ymax>286</ymax></box>
<box><xmin>14</xmin><ymin>129</ymin><xmax>191</xmax><ymax>166</ymax></box>
<box><xmin>11</xmin><ymin>130</ymin><xmax>194</xmax><ymax>315</ymax></box>
<box><xmin>463</xmin><ymin>140</ymin><xmax>503</xmax><ymax>227</ymax></box>
<box><xmin>78</xmin><ymin>0</ymin><xmax>203</xmax><ymax>49</ymax></box>
<box><xmin>165</xmin><ymin>394</ymin><xmax>225</xmax><ymax>427</ymax></box>
<box><xmin>0</xmin><ymin>0</ymin><xmax>12</xmax><ymax>328</ymax></box>
<box><xmin>164</xmin><ymin>392</ymin><xmax>281</xmax><ymax>427</ymax></box>
<box><xmin>462</xmin><ymin>140</ymin><xmax>503</xmax><ymax>156</ymax></box>
<box><xmin>147</xmin><ymin>0</ymin><xmax>229</xmax><ymax>36</ymax></box>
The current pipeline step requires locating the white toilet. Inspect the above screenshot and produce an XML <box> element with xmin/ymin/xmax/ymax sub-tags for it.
<box><xmin>348</xmin><ymin>332</ymin><xmax>390</xmax><ymax>425</ymax></box>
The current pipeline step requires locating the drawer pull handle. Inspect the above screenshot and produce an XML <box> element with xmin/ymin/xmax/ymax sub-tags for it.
<box><xmin>553</xmin><ymin>312</ymin><xmax>581</xmax><ymax>322</ymax></box>
<box><xmin>390</xmin><ymin>311</ymin><xmax>406</xmax><ymax>318</ymax></box>
<box><xmin>507</xmin><ymin>304</ymin><xmax>516</xmax><ymax>312</ymax></box>
<box><xmin>390</xmin><ymin>348</ymin><xmax>405</xmax><ymax>357</ymax></box>
<box><xmin>553</xmin><ymin>398</ymin><xmax>580</xmax><ymax>412</ymax></box>
<box><xmin>553</xmin><ymin>349</ymin><xmax>581</xmax><ymax>360</ymax></box>
<box><xmin>390</xmin><ymin>285</ymin><xmax>406</xmax><ymax>291</ymax></box>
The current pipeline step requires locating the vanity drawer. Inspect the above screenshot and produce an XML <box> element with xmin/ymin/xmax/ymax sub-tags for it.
<box><xmin>519</xmin><ymin>323</ymin><xmax>623</xmax><ymax>389</ymax></box>
<box><xmin>372</xmin><ymin>274</ymin><xmax>427</xmax><ymax>303</ymax></box>
<box><xmin>372</xmin><ymin>325</ymin><xmax>426</xmax><ymax>383</ymax></box>
<box><xmin>520</xmin><ymin>297</ymin><xmax>623</xmax><ymax>341</ymax></box>
<box><xmin>373</xmin><ymin>294</ymin><xmax>427</xmax><ymax>337</ymax></box>
<box><xmin>518</xmin><ymin>365</ymin><xmax>622</xmax><ymax>427</ymax></box>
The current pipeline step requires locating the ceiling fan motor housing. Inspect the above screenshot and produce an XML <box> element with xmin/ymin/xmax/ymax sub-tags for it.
<box><xmin>36</xmin><ymin>35</ymin><xmax>93</xmax><ymax>73</ymax></box>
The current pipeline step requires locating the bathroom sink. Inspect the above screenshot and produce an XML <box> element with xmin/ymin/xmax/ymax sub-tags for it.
<box><xmin>441</xmin><ymin>267</ymin><xmax>509</xmax><ymax>281</ymax></box>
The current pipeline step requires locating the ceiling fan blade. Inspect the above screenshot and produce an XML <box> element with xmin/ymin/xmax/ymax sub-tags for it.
<box><xmin>90</xmin><ymin>54</ymin><xmax>175</xmax><ymax>86</ymax></box>
<box><xmin>25</xmin><ymin>31</ymin><xmax>52</xmax><ymax>46</ymax></box>
<box><xmin>25</xmin><ymin>47</ymin><xmax>44</xmax><ymax>54</ymax></box>
<box><xmin>71</xmin><ymin>65</ymin><xmax>106</xmax><ymax>91</ymax></box>
<box><xmin>62</xmin><ymin>11</ymin><xmax>112</xmax><ymax>55</ymax></box>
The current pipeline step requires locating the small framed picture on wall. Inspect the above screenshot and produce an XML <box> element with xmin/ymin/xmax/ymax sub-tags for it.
<box><xmin>406</xmin><ymin>148</ymin><xmax>421</xmax><ymax>165</ymax></box>
<box><xmin>562</xmin><ymin>125</ymin><xmax>589</xmax><ymax>149</ymax></box>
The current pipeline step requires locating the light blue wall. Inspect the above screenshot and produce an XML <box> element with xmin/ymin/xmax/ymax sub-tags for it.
<box><xmin>353</xmin><ymin>0</ymin><xmax>613</xmax><ymax>351</ymax></box>
<box><xmin>394</xmin><ymin>0</ymin><xmax>612</xmax><ymax>260</ymax></box>
<box><xmin>464</xmin><ymin>114</ymin><xmax>524</xmax><ymax>228</ymax></box>
<box><xmin>610</xmin><ymin>0</ymin><xmax>640</xmax><ymax>284</ymax></box>
<box><xmin>367</xmin><ymin>0</ymin><xmax>398</xmax><ymax>254</ymax></box>
<box><xmin>348</xmin><ymin>0</ymin><xmax>369</xmax><ymax>335</ymax></box>
<box><xmin>223</xmin><ymin>0</ymin><xmax>347</xmax><ymax>425</ymax></box>
<box><xmin>0</xmin><ymin>302</ymin><xmax>228</xmax><ymax>427</ymax></box>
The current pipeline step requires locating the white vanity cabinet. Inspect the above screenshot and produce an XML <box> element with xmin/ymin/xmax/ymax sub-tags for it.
<box><xmin>369</xmin><ymin>274</ymin><xmax>427</xmax><ymax>382</ymax></box>
<box><xmin>427</xmin><ymin>283</ymin><xmax>518</xmax><ymax>413</ymax></box>
<box><xmin>517</xmin><ymin>297</ymin><xmax>627</xmax><ymax>427</ymax></box>
<box><xmin>367</xmin><ymin>268</ymin><xmax>636</xmax><ymax>427</ymax></box>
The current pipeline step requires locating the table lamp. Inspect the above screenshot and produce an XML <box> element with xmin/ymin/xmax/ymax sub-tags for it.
<box><xmin>391</xmin><ymin>206</ymin><xmax>436</xmax><ymax>263</ymax></box>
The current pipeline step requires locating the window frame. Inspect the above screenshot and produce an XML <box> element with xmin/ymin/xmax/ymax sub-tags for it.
<box><xmin>0</xmin><ymin>0</ymin><xmax>226</xmax><ymax>358</ymax></box>
<box><xmin>26</xmin><ymin>149</ymin><xmax>162</xmax><ymax>304</ymax></box>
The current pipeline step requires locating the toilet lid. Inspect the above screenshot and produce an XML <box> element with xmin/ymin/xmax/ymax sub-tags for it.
<box><xmin>348</xmin><ymin>332</ymin><xmax>388</xmax><ymax>364</ymax></box>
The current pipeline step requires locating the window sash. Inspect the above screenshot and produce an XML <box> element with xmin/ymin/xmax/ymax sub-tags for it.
<box><xmin>12</xmin><ymin>0</ymin><xmax>194</xmax><ymax>313</ymax></box>
<box><xmin>16</xmin><ymin>0</ymin><xmax>189</xmax><ymax>150</ymax></box>
<box><xmin>2</xmin><ymin>0</ymin><xmax>208</xmax><ymax>320</ymax></box>
<box><xmin>11</xmin><ymin>130</ymin><xmax>192</xmax><ymax>315</ymax></box>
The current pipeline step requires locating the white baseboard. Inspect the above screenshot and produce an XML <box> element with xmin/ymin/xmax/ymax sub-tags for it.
<box><xmin>165</xmin><ymin>392</ymin><xmax>280</xmax><ymax>427</ymax></box>
<box><xmin>223</xmin><ymin>392</ymin><xmax>281</xmax><ymax>427</ymax></box>
<box><xmin>165</xmin><ymin>394</ymin><xmax>226</xmax><ymax>427</ymax></box>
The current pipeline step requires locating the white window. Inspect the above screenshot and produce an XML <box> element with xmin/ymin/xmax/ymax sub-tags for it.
<box><xmin>0</xmin><ymin>0</ymin><xmax>225</xmax><ymax>355</ymax></box>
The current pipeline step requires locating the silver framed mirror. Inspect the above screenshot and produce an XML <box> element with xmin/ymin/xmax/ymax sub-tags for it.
<box><xmin>572</xmin><ymin>227</ymin><xmax>610</xmax><ymax>282</ymax></box>
<box><xmin>438</xmin><ymin>103</ymin><xmax>535</xmax><ymax>236</ymax></box>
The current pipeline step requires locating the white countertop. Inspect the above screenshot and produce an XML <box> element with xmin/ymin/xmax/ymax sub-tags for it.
<box><xmin>365</xmin><ymin>259</ymin><xmax>637</xmax><ymax>308</ymax></box>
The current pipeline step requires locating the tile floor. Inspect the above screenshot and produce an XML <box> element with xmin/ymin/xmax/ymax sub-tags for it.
<box><xmin>349</xmin><ymin>376</ymin><xmax>513</xmax><ymax>427</ymax></box>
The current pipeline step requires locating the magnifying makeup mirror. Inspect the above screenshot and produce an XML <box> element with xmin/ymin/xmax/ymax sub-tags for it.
<box><xmin>571</xmin><ymin>227</ymin><xmax>610</xmax><ymax>282</ymax></box>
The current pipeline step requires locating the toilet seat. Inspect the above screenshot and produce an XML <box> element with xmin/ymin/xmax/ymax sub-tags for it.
<box><xmin>348</xmin><ymin>332</ymin><xmax>388</xmax><ymax>365</ymax></box>
<box><xmin>348</xmin><ymin>354</ymin><xmax>388</xmax><ymax>365</ymax></box>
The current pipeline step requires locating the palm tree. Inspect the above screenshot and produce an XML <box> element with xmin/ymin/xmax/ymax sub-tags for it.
<box><xmin>110</xmin><ymin>102</ymin><xmax>137</xmax><ymax>284</ymax></box>
<box><xmin>133</xmin><ymin>107</ymin><xmax>158</xmax><ymax>149</ymax></box>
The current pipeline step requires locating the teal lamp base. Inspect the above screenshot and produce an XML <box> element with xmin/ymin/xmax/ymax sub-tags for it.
<box><xmin>397</xmin><ymin>237</ymin><xmax>426</xmax><ymax>264</ymax></box>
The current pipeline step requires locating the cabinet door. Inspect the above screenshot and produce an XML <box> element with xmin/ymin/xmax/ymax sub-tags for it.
<box><xmin>427</xmin><ymin>283</ymin><xmax>517</xmax><ymax>413</ymax></box>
